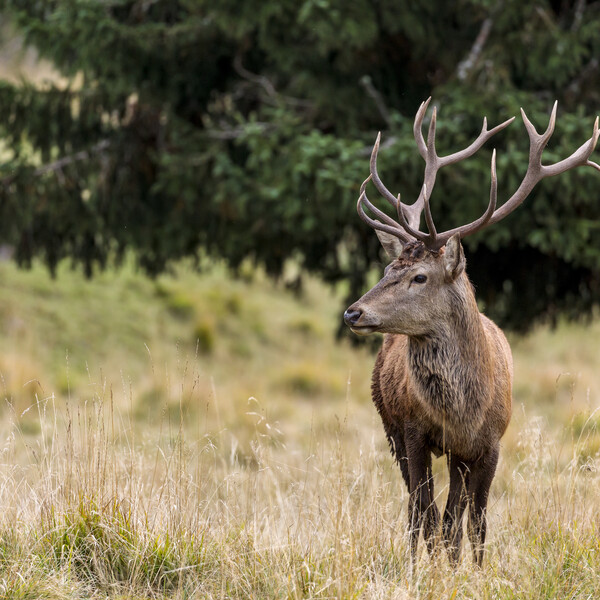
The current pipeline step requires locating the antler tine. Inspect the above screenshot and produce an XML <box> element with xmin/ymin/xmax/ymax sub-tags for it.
<box><xmin>370</xmin><ymin>132</ymin><xmax>404</xmax><ymax>210</ymax></box>
<box><xmin>469</xmin><ymin>148</ymin><xmax>498</xmax><ymax>231</ymax></box>
<box><xmin>369</xmin><ymin>128</ymin><xmax>431</xmax><ymax>238</ymax></box>
<box><xmin>360</xmin><ymin>176</ymin><xmax>410</xmax><ymax>231</ymax></box>
<box><xmin>519</xmin><ymin>101</ymin><xmax>557</xmax><ymax>165</ymax></box>
<box><xmin>545</xmin><ymin>100</ymin><xmax>558</xmax><ymax>140</ymax></box>
<box><xmin>357</xmin><ymin>176</ymin><xmax>413</xmax><ymax>243</ymax></box>
<box><xmin>588</xmin><ymin>116</ymin><xmax>600</xmax><ymax>171</ymax></box>
<box><xmin>426</xmin><ymin>149</ymin><xmax>498</xmax><ymax>250</ymax></box>
<box><xmin>422</xmin><ymin>183</ymin><xmax>438</xmax><ymax>239</ymax></box>
<box><xmin>358</xmin><ymin>199</ymin><xmax>413</xmax><ymax>243</ymax></box>
<box><xmin>489</xmin><ymin>102</ymin><xmax>600</xmax><ymax>224</ymax></box>
<box><xmin>542</xmin><ymin>113</ymin><xmax>600</xmax><ymax>176</ymax></box>
<box><xmin>413</xmin><ymin>97</ymin><xmax>432</xmax><ymax>160</ymax></box>
<box><xmin>488</xmin><ymin>149</ymin><xmax>498</xmax><ymax>218</ymax></box>
<box><xmin>406</xmin><ymin>101</ymin><xmax>439</xmax><ymax>240</ymax></box>
<box><xmin>426</xmin><ymin>107</ymin><xmax>437</xmax><ymax>158</ymax></box>
<box><xmin>439</xmin><ymin>114</ymin><xmax>515</xmax><ymax>168</ymax></box>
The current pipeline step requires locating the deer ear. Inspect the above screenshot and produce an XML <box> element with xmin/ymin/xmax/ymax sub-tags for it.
<box><xmin>375</xmin><ymin>230</ymin><xmax>404</xmax><ymax>259</ymax></box>
<box><xmin>443</xmin><ymin>233</ymin><xmax>465</xmax><ymax>282</ymax></box>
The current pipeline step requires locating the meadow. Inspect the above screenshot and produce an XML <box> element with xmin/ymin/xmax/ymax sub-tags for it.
<box><xmin>1</xmin><ymin>258</ymin><xmax>600</xmax><ymax>599</ymax></box>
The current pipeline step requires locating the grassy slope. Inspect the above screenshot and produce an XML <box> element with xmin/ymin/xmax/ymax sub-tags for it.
<box><xmin>1</xmin><ymin>259</ymin><xmax>600</xmax><ymax>598</ymax></box>
<box><xmin>0</xmin><ymin>258</ymin><xmax>373</xmax><ymax>450</ymax></box>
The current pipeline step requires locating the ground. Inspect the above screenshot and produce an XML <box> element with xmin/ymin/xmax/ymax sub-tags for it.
<box><xmin>1</xmin><ymin>258</ymin><xmax>599</xmax><ymax>599</ymax></box>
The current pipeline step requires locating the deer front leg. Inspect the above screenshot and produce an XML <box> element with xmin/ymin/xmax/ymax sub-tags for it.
<box><xmin>405</xmin><ymin>424</ymin><xmax>440</xmax><ymax>561</ymax></box>
<box><xmin>383</xmin><ymin>422</ymin><xmax>410</xmax><ymax>489</ymax></box>
<box><xmin>442</xmin><ymin>453</ymin><xmax>470</xmax><ymax>566</ymax></box>
<box><xmin>467</xmin><ymin>444</ymin><xmax>499</xmax><ymax>566</ymax></box>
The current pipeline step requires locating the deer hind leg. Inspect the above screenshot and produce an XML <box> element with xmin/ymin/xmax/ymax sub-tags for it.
<box><xmin>467</xmin><ymin>444</ymin><xmax>499</xmax><ymax>566</ymax></box>
<box><xmin>405</xmin><ymin>425</ymin><xmax>440</xmax><ymax>561</ymax></box>
<box><xmin>442</xmin><ymin>453</ymin><xmax>470</xmax><ymax>566</ymax></box>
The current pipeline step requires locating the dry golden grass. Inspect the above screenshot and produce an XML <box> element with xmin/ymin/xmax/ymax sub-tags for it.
<box><xmin>0</xmin><ymin>260</ymin><xmax>600</xmax><ymax>598</ymax></box>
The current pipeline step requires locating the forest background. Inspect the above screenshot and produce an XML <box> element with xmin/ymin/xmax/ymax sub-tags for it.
<box><xmin>1</xmin><ymin>0</ymin><xmax>600</xmax><ymax>330</ymax></box>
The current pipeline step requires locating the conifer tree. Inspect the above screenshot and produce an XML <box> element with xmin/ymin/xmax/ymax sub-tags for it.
<box><xmin>0</xmin><ymin>0</ymin><xmax>599</xmax><ymax>330</ymax></box>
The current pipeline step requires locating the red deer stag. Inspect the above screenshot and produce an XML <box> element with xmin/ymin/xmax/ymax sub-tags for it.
<box><xmin>344</xmin><ymin>99</ymin><xmax>599</xmax><ymax>565</ymax></box>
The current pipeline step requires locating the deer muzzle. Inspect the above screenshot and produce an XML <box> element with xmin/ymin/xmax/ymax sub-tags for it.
<box><xmin>343</xmin><ymin>306</ymin><xmax>381</xmax><ymax>335</ymax></box>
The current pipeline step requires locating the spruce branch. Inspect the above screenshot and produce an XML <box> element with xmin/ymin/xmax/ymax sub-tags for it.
<box><xmin>456</xmin><ymin>16</ymin><xmax>494</xmax><ymax>81</ymax></box>
<box><xmin>1</xmin><ymin>139</ymin><xmax>111</xmax><ymax>186</ymax></box>
<box><xmin>233</xmin><ymin>53</ymin><xmax>313</xmax><ymax>109</ymax></box>
<box><xmin>359</xmin><ymin>75</ymin><xmax>392</xmax><ymax>128</ymax></box>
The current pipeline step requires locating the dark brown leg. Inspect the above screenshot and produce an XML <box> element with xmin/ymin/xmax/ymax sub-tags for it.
<box><xmin>467</xmin><ymin>444</ymin><xmax>499</xmax><ymax>566</ymax></box>
<box><xmin>405</xmin><ymin>424</ymin><xmax>440</xmax><ymax>561</ymax></box>
<box><xmin>442</xmin><ymin>453</ymin><xmax>470</xmax><ymax>566</ymax></box>
<box><xmin>372</xmin><ymin>362</ymin><xmax>410</xmax><ymax>490</ymax></box>
<box><xmin>423</xmin><ymin>460</ymin><xmax>440</xmax><ymax>554</ymax></box>
<box><xmin>384</xmin><ymin>424</ymin><xmax>410</xmax><ymax>489</ymax></box>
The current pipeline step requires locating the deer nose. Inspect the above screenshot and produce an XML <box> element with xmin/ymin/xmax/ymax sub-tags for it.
<box><xmin>344</xmin><ymin>308</ymin><xmax>363</xmax><ymax>326</ymax></box>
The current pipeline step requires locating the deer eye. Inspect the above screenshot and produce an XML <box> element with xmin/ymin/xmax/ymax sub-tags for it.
<box><xmin>413</xmin><ymin>274</ymin><xmax>427</xmax><ymax>284</ymax></box>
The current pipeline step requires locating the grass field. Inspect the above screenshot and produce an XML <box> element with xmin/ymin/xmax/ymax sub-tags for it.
<box><xmin>1</xmin><ymin>258</ymin><xmax>600</xmax><ymax>599</ymax></box>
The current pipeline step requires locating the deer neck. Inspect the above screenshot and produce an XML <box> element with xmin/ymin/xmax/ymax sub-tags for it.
<box><xmin>407</xmin><ymin>275</ymin><xmax>491</xmax><ymax>422</ymax></box>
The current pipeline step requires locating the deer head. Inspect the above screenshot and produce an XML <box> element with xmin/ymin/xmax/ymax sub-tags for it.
<box><xmin>344</xmin><ymin>235</ymin><xmax>468</xmax><ymax>337</ymax></box>
<box><xmin>344</xmin><ymin>99</ymin><xmax>599</xmax><ymax>336</ymax></box>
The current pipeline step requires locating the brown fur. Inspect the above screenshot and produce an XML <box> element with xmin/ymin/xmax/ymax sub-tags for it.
<box><xmin>372</xmin><ymin>286</ymin><xmax>512</xmax><ymax>462</ymax></box>
<box><xmin>345</xmin><ymin>237</ymin><xmax>512</xmax><ymax>565</ymax></box>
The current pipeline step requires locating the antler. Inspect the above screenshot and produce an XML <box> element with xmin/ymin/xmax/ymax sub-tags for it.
<box><xmin>487</xmin><ymin>102</ymin><xmax>600</xmax><ymax>224</ymax></box>
<box><xmin>359</xmin><ymin>99</ymin><xmax>600</xmax><ymax>251</ymax></box>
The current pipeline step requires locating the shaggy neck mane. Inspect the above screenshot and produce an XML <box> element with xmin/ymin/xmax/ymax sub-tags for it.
<box><xmin>397</xmin><ymin>242</ymin><xmax>492</xmax><ymax>382</ymax></box>
<box><xmin>409</xmin><ymin>273</ymin><xmax>488</xmax><ymax>361</ymax></box>
<box><xmin>407</xmin><ymin>273</ymin><xmax>492</xmax><ymax>422</ymax></box>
